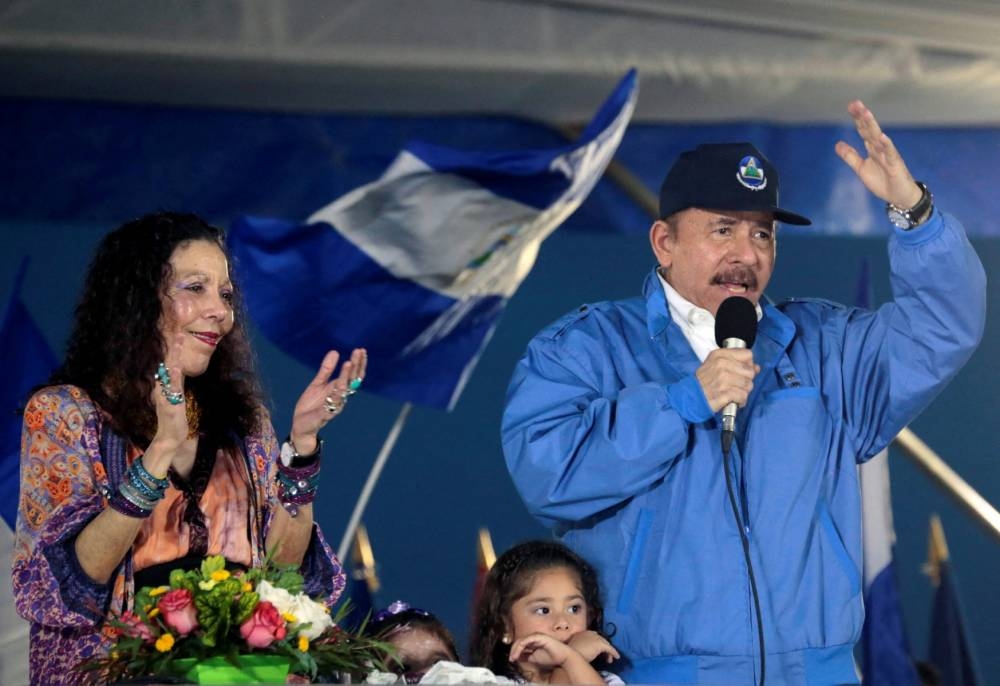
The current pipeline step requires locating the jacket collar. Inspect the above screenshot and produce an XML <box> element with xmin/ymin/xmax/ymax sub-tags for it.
<box><xmin>641</xmin><ymin>267</ymin><xmax>796</xmax><ymax>368</ymax></box>
<box><xmin>643</xmin><ymin>267</ymin><xmax>673</xmax><ymax>338</ymax></box>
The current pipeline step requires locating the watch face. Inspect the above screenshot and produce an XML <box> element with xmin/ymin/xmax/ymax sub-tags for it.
<box><xmin>887</xmin><ymin>208</ymin><xmax>911</xmax><ymax>229</ymax></box>
<box><xmin>280</xmin><ymin>441</ymin><xmax>295</xmax><ymax>467</ymax></box>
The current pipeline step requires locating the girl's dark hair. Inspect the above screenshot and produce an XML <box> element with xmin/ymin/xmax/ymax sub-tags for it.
<box><xmin>366</xmin><ymin>606</ymin><xmax>460</xmax><ymax>669</ymax></box>
<box><xmin>48</xmin><ymin>211</ymin><xmax>263</xmax><ymax>444</ymax></box>
<box><xmin>469</xmin><ymin>539</ymin><xmax>609</xmax><ymax>678</ymax></box>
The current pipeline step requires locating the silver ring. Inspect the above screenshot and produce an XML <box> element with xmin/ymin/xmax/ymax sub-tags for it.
<box><xmin>323</xmin><ymin>396</ymin><xmax>343</xmax><ymax>415</ymax></box>
<box><xmin>155</xmin><ymin>362</ymin><xmax>184</xmax><ymax>405</ymax></box>
<box><xmin>163</xmin><ymin>389</ymin><xmax>184</xmax><ymax>405</ymax></box>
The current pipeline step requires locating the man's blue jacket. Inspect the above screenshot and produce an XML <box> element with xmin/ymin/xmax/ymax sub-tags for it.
<box><xmin>501</xmin><ymin>211</ymin><xmax>986</xmax><ymax>685</ymax></box>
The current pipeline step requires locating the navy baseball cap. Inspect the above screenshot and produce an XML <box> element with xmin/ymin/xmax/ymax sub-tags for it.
<box><xmin>658</xmin><ymin>142</ymin><xmax>811</xmax><ymax>225</ymax></box>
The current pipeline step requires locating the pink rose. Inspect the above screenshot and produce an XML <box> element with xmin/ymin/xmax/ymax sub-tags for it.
<box><xmin>240</xmin><ymin>600</ymin><xmax>287</xmax><ymax>649</ymax></box>
<box><xmin>119</xmin><ymin>610</ymin><xmax>155</xmax><ymax>643</ymax></box>
<box><xmin>158</xmin><ymin>589</ymin><xmax>199</xmax><ymax>636</ymax></box>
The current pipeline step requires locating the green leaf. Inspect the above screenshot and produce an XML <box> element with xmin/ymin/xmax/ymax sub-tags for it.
<box><xmin>168</xmin><ymin>568</ymin><xmax>197</xmax><ymax>593</ymax></box>
<box><xmin>194</xmin><ymin>594</ymin><xmax>227</xmax><ymax>648</ymax></box>
<box><xmin>270</xmin><ymin>568</ymin><xmax>305</xmax><ymax>594</ymax></box>
<box><xmin>200</xmin><ymin>554</ymin><xmax>226</xmax><ymax>578</ymax></box>
<box><xmin>133</xmin><ymin>588</ymin><xmax>155</xmax><ymax>620</ymax></box>
<box><xmin>235</xmin><ymin>591</ymin><xmax>259</xmax><ymax>625</ymax></box>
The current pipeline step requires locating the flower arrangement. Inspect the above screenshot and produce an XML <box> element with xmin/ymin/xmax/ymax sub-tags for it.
<box><xmin>82</xmin><ymin>555</ymin><xmax>392</xmax><ymax>684</ymax></box>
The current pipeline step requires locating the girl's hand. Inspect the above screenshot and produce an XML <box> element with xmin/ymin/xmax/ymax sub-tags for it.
<box><xmin>508</xmin><ymin>632</ymin><xmax>574</xmax><ymax>670</ymax></box>
<box><xmin>567</xmin><ymin>631</ymin><xmax>620</xmax><ymax>664</ymax></box>
<box><xmin>148</xmin><ymin>333</ymin><xmax>196</xmax><ymax>478</ymax></box>
<box><xmin>289</xmin><ymin>348</ymin><xmax>367</xmax><ymax>454</ymax></box>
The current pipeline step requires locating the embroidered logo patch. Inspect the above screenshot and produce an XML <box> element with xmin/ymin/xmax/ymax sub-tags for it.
<box><xmin>736</xmin><ymin>155</ymin><xmax>768</xmax><ymax>191</ymax></box>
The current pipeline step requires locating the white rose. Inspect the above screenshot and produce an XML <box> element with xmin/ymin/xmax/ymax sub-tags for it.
<box><xmin>289</xmin><ymin>593</ymin><xmax>334</xmax><ymax>640</ymax></box>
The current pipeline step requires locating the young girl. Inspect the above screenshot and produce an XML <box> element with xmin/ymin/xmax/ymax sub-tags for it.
<box><xmin>470</xmin><ymin>540</ymin><xmax>622</xmax><ymax>685</ymax></box>
<box><xmin>367</xmin><ymin>600</ymin><xmax>460</xmax><ymax>683</ymax></box>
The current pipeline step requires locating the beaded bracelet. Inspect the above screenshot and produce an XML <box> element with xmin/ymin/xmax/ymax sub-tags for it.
<box><xmin>109</xmin><ymin>483</ymin><xmax>158</xmax><ymax>518</ymax></box>
<box><xmin>127</xmin><ymin>473</ymin><xmax>163</xmax><ymax>500</ymax></box>
<box><xmin>132</xmin><ymin>457</ymin><xmax>170</xmax><ymax>490</ymax></box>
<box><xmin>108</xmin><ymin>490</ymin><xmax>154</xmax><ymax>518</ymax></box>
<box><xmin>108</xmin><ymin>457</ymin><xmax>170</xmax><ymax>519</ymax></box>
<box><xmin>276</xmin><ymin>456</ymin><xmax>321</xmax><ymax>518</ymax></box>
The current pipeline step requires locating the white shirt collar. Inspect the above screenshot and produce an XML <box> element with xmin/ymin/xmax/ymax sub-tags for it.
<box><xmin>656</xmin><ymin>269</ymin><xmax>763</xmax><ymax>362</ymax></box>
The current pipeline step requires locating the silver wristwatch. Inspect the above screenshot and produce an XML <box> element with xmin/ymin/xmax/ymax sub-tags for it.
<box><xmin>886</xmin><ymin>182</ymin><xmax>933</xmax><ymax>230</ymax></box>
<box><xmin>280</xmin><ymin>437</ymin><xmax>322</xmax><ymax>466</ymax></box>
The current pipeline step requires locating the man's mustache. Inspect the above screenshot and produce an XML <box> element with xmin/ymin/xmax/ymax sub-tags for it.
<box><xmin>711</xmin><ymin>268</ymin><xmax>758</xmax><ymax>290</ymax></box>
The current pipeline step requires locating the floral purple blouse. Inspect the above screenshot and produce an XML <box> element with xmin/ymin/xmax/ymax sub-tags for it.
<box><xmin>12</xmin><ymin>385</ymin><xmax>345</xmax><ymax>685</ymax></box>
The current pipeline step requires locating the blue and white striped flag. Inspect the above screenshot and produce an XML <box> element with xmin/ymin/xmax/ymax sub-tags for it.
<box><xmin>860</xmin><ymin>451</ymin><xmax>920</xmax><ymax>685</ymax></box>
<box><xmin>229</xmin><ymin>70</ymin><xmax>637</xmax><ymax>409</ymax></box>
<box><xmin>857</xmin><ymin>260</ymin><xmax>919</xmax><ymax>685</ymax></box>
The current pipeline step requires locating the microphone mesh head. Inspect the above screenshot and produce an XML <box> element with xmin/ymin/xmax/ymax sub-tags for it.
<box><xmin>714</xmin><ymin>296</ymin><xmax>758</xmax><ymax>348</ymax></box>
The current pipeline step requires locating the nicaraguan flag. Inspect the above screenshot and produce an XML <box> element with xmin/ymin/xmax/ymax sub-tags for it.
<box><xmin>859</xmin><ymin>451</ymin><xmax>920</xmax><ymax>685</ymax></box>
<box><xmin>856</xmin><ymin>259</ymin><xmax>919</xmax><ymax>685</ymax></box>
<box><xmin>0</xmin><ymin>259</ymin><xmax>59</xmax><ymax>529</ymax></box>
<box><xmin>228</xmin><ymin>70</ymin><xmax>637</xmax><ymax>409</ymax></box>
<box><xmin>929</xmin><ymin>561</ymin><xmax>982</xmax><ymax>685</ymax></box>
<box><xmin>927</xmin><ymin>515</ymin><xmax>984</xmax><ymax>686</ymax></box>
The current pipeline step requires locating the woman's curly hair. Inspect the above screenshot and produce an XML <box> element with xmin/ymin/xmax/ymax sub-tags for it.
<box><xmin>48</xmin><ymin>211</ymin><xmax>263</xmax><ymax>445</ymax></box>
<box><xmin>469</xmin><ymin>539</ymin><xmax>611</xmax><ymax>678</ymax></box>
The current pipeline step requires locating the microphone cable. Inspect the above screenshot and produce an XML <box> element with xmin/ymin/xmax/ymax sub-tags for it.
<box><xmin>723</xmin><ymin>441</ymin><xmax>766</xmax><ymax>686</ymax></box>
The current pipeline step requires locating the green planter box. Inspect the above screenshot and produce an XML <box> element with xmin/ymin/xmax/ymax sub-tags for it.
<box><xmin>171</xmin><ymin>654</ymin><xmax>291</xmax><ymax>684</ymax></box>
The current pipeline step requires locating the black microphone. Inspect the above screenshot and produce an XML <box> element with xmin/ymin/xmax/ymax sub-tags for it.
<box><xmin>714</xmin><ymin>296</ymin><xmax>758</xmax><ymax>455</ymax></box>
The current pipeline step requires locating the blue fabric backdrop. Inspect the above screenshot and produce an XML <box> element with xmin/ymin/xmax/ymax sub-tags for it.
<box><xmin>4</xmin><ymin>98</ymin><xmax>1000</xmax><ymax>237</ymax></box>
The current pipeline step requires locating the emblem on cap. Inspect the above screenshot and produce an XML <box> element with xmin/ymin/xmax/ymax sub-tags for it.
<box><xmin>736</xmin><ymin>155</ymin><xmax>768</xmax><ymax>191</ymax></box>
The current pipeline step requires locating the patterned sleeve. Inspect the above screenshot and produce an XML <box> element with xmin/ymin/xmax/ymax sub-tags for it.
<box><xmin>250</xmin><ymin>415</ymin><xmax>346</xmax><ymax>605</ymax></box>
<box><xmin>12</xmin><ymin>386</ymin><xmax>114</xmax><ymax>626</ymax></box>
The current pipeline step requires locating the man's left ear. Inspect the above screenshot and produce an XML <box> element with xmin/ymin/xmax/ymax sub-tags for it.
<box><xmin>649</xmin><ymin>219</ymin><xmax>674</xmax><ymax>269</ymax></box>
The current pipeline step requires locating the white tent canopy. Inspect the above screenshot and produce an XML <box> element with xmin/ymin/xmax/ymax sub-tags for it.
<box><xmin>4</xmin><ymin>0</ymin><xmax>1000</xmax><ymax>125</ymax></box>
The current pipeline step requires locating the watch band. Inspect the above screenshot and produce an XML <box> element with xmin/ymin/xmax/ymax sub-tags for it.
<box><xmin>886</xmin><ymin>181</ymin><xmax>933</xmax><ymax>230</ymax></box>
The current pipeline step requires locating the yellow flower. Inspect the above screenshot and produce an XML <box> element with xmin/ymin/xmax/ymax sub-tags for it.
<box><xmin>148</xmin><ymin>608</ymin><xmax>160</xmax><ymax>619</ymax></box>
<box><xmin>148</xmin><ymin>586</ymin><xmax>170</xmax><ymax>597</ymax></box>
<box><xmin>110</xmin><ymin>651</ymin><xmax>120</xmax><ymax>660</ymax></box>
<box><xmin>198</xmin><ymin>579</ymin><xmax>217</xmax><ymax>591</ymax></box>
<box><xmin>242</xmin><ymin>582</ymin><xmax>253</xmax><ymax>592</ymax></box>
<box><xmin>155</xmin><ymin>633</ymin><xmax>175</xmax><ymax>652</ymax></box>
<box><xmin>298</xmin><ymin>634</ymin><xmax>309</xmax><ymax>652</ymax></box>
<box><xmin>210</xmin><ymin>570</ymin><xmax>231</xmax><ymax>582</ymax></box>
<box><xmin>282</xmin><ymin>611</ymin><xmax>298</xmax><ymax>623</ymax></box>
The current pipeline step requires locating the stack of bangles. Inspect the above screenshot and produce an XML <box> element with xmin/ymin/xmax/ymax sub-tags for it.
<box><xmin>277</xmin><ymin>457</ymin><xmax>321</xmax><ymax>518</ymax></box>
<box><xmin>109</xmin><ymin>457</ymin><xmax>170</xmax><ymax>518</ymax></box>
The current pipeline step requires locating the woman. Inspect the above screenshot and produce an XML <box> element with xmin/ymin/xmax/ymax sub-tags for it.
<box><xmin>12</xmin><ymin>212</ymin><xmax>365</xmax><ymax>685</ymax></box>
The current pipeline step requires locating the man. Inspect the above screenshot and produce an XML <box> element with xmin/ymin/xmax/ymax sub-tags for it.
<box><xmin>501</xmin><ymin>101</ymin><xmax>986</xmax><ymax>685</ymax></box>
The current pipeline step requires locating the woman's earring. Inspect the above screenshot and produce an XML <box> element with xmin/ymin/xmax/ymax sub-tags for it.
<box><xmin>502</xmin><ymin>634</ymin><xmax>511</xmax><ymax>644</ymax></box>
